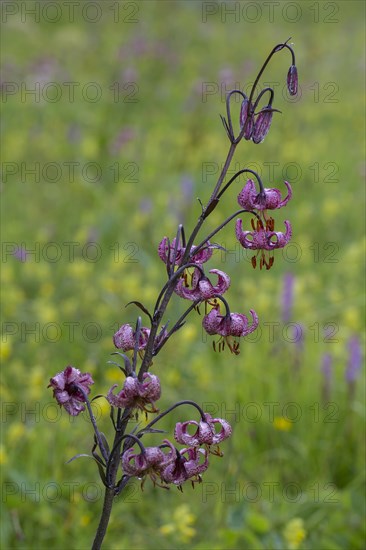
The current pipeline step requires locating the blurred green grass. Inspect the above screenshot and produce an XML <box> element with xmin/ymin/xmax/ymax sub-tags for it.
<box><xmin>1</xmin><ymin>1</ymin><xmax>365</xmax><ymax>549</ymax></box>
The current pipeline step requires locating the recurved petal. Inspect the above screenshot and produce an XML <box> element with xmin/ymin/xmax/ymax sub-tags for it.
<box><xmin>113</xmin><ymin>324</ymin><xmax>134</xmax><ymax>350</ymax></box>
<box><xmin>174</xmin><ymin>276</ymin><xmax>202</xmax><ymax>301</ymax></box>
<box><xmin>107</xmin><ymin>383</ymin><xmax>133</xmax><ymax>408</ymax></box>
<box><xmin>202</xmin><ymin>307</ymin><xmax>222</xmax><ymax>335</ymax></box>
<box><xmin>183</xmin><ymin>447</ymin><xmax>209</xmax><ymax>477</ymax></box>
<box><xmin>277</xmin><ymin>181</ymin><xmax>292</xmax><ymax>208</ymax></box>
<box><xmin>122</xmin><ymin>448</ymin><xmax>149</xmax><ymax>476</ymax></box>
<box><xmin>268</xmin><ymin>220</ymin><xmax>292</xmax><ymax>249</ymax></box>
<box><xmin>140</xmin><ymin>373</ymin><xmax>161</xmax><ymax>401</ymax></box>
<box><xmin>237</xmin><ymin>179</ymin><xmax>257</xmax><ymax>209</ymax></box>
<box><xmin>235</xmin><ymin>219</ymin><xmax>260</xmax><ymax>249</ymax></box>
<box><xmin>191</xmin><ymin>243</ymin><xmax>213</xmax><ymax>264</ymax></box>
<box><xmin>208</xmin><ymin>417</ymin><xmax>233</xmax><ymax>444</ymax></box>
<box><xmin>207</xmin><ymin>269</ymin><xmax>231</xmax><ymax>296</ymax></box>
<box><xmin>174</xmin><ymin>420</ymin><xmax>201</xmax><ymax>446</ymax></box>
<box><xmin>241</xmin><ymin>309</ymin><xmax>259</xmax><ymax>336</ymax></box>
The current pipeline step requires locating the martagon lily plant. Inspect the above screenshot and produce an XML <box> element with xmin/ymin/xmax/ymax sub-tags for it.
<box><xmin>49</xmin><ymin>39</ymin><xmax>298</xmax><ymax>549</ymax></box>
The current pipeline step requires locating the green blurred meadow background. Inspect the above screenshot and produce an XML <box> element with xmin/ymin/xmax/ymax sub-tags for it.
<box><xmin>1</xmin><ymin>1</ymin><xmax>365</xmax><ymax>548</ymax></box>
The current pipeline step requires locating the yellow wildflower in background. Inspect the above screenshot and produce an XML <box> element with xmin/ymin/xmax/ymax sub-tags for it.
<box><xmin>29</xmin><ymin>366</ymin><xmax>44</xmax><ymax>400</ymax></box>
<box><xmin>105</xmin><ymin>367</ymin><xmax>122</xmax><ymax>384</ymax></box>
<box><xmin>0</xmin><ymin>341</ymin><xmax>12</xmax><ymax>361</ymax></box>
<box><xmin>283</xmin><ymin>517</ymin><xmax>306</xmax><ymax>549</ymax></box>
<box><xmin>0</xmin><ymin>444</ymin><xmax>8</xmax><ymax>465</ymax></box>
<box><xmin>159</xmin><ymin>504</ymin><xmax>196</xmax><ymax>543</ymax></box>
<box><xmin>7</xmin><ymin>422</ymin><xmax>26</xmax><ymax>445</ymax></box>
<box><xmin>80</xmin><ymin>514</ymin><xmax>92</xmax><ymax>527</ymax></box>
<box><xmin>273</xmin><ymin>416</ymin><xmax>292</xmax><ymax>431</ymax></box>
<box><xmin>343</xmin><ymin>306</ymin><xmax>361</xmax><ymax>331</ymax></box>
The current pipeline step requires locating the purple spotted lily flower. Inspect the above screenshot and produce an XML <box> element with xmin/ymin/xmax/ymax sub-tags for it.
<box><xmin>236</xmin><ymin>178</ymin><xmax>292</xmax><ymax>269</ymax></box>
<box><xmin>122</xmin><ymin>446</ymin><xmax>167</xmax><ymax>477</ymax></box>
<box><xmin>203</xmin><ymin>304</ymin><xmax>259</xmax><ymax>354</ymax></box>
<box><xmin>122</xmin><ymin>438</ymin><xmax>209</xmax><ymax>488</ymax></box>
<box><xmin>158</xmin><ymin>237</ymin><xmax>213</xmax><ymax>266</ymax></box>
<box><xmin>107</xmin><ymin>373</ymin><xmax>161</xmax><ymax>413</ymax></box>
<box><xmin>236</xmin><ymin>217</ymin><xmax>292</xmax><ymax>270</ymax></box>
<box><xmin>174</xmin><ymin>412</ymin><xmax>232</xmax><ymax>448</ymax></box>
<box><xmin>175</xmin><ymin>268</ymin><xmax>230</xmax><ymax>301</ymax></box>
<box><xmin>161</xmin><ymin>445</ymin><xmax>209</xmax><ymax>486</ymax></box>
<box><xmin>122</xmin><ymin>440</ymin><xmax>177</xmax><ymax>487</ymax></box>
<box><xmin>48</xmin><ymin>365</ymin><xmax>94</xmax><ymax>416</ymax></box>
<box><xmin>237</xmin><ymin>179</ymin><xmax>292</xmax><ymax>211</ymax></box>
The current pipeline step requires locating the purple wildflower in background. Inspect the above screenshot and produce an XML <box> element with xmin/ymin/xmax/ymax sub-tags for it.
<box><xmin>282</xmin><ymin>272</ymin><xmax>295</xmax><ymax>323</ymax></box>
<box><xmin>345</xmin><ymin>336</ymin><xmax>362</xmax><ymax>383</ymax></box>
<box><xmin>181</xmin><ymin>175</ymin><xmax>194</xmax><ymax>203</ymax></box>
<box><xmin>140</xmin><ymin>198</ymin><xmax>153</xmax><ymax>214</ymax></box>
<box><xmin>13</xmin><ymin>246</ymin><xmax>28</xmax><ymax>262</ymax></box>
<box><xmin>109</xmin><ymin>126</ymin><xmax>135</xmax><ymax>155</ymax></box>
<box><xmin>293</xmin><ymin>322</ymin><xmax>304</xmax><ymax>372</ymax></box>
<box><xmin>321</xmin><ymin>353</ymin><xmax>332</xmax><ymax>402</ymax></box>
<box><xmin>346</xmin><ymin>335</ymin><xmax>362</xmax><ymax>401</ymax></box>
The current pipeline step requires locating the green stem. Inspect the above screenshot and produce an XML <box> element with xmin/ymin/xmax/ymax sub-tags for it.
<box><xmin>91</xmin><ymin>487</ymin><xmax>115</xmax><ymax>550</ymax></box>
<box><xmin>91</xmin><ymin>410</ymin><xmax>130</xmax><ymax>548</ymax></box>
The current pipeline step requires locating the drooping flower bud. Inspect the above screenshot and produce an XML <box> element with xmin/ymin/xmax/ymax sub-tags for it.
<box><xmin>113</xmin><ymin>323</ymin><xmax>150</xmax><ymax>352</ymax></box>
<box><xmin>239</xmin><ymin>97</ymin><xmax>254</xmax><ymax>140</ymax></box>
<box><xmin>252</xmin><ymin>106</ymin><xmax>274</xmax><ymax>144</ymax></box>
<box><xmin>287</xmin><ymin>65</ymin><xmax>298</xmax><ymax>96</ymax></box>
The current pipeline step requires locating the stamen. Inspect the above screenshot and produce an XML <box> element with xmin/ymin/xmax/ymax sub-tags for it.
<box><xmin>266</xmin><ymin>217</ymin><xmax>275</xmax><ymax>231</ymax></box>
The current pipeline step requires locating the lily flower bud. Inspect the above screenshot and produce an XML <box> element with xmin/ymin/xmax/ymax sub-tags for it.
<box><xmin>287</xmin><ymin>65</ymin><xmax>298</xmax><ymax>96</ymax></box>
<box><xmin>252</xmin><ymin>106</ymin><xmax>274</xmax><ymax>144</ymax></box>
<box><xmin>239</xmin><ymin>97</ymin><xmax>254</xmax><ymax>140</ymax></box>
